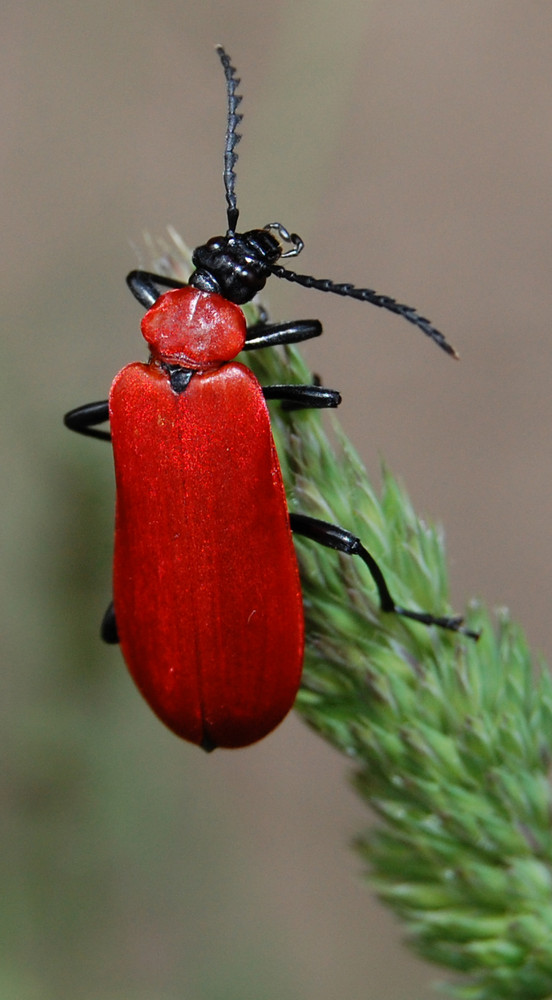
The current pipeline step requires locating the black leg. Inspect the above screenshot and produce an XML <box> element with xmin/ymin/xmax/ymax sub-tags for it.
<box><xmin>126</xmin><ymin>269</ymin><xmax>187</xmax><ymax>309</ymax></box>
<box><xmin>290</xmin><ymin>513</ymin><xmax>479</xmax><ymax>639</ymax></box>
<box><xmin>263</xmin><ymin>384</ymin><xmax>341</xmax><ymax>410</ymax></box>
<box><xmin>245</xmin><ymin>318</ymin><xmax>322</xmax><ymax>350</ymax></box>
<box><xmin>64</xmin><ymin>401</ymin><xmax>110</xmax><ymax>441</ymax></box>
<box><xmin>101</xmin><ymin>602</ymin><xmax>119</xmax><ymax>644</ymax></box>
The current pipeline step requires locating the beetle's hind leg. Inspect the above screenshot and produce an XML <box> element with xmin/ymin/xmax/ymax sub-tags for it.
<box><xmin>101</xmin><ymin>602</ymin><xmax>119</xmax><ymax>644</ymax></box>
<box><xmin>290</xmin><ymin>513</ymin><xmax>479</xmax><ymax>639</ymax></box>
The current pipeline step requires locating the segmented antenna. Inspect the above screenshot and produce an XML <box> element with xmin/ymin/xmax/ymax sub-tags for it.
<box><xmin>213</xmin><ymin>47</ymin><xmax>457</xmax><ymax>358</ymax></box>
<box><xmin>215</xmin><ymin>46</ymin><xmax>243</xmax><ymax>233</ymax></box>
<box><xmin>270</xmin><ymin>264</ymin><xmax>459</xmax><ymax>358</ymax></box>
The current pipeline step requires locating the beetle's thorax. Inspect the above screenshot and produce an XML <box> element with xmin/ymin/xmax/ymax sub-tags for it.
<box><xmin>141</xmin><ymin>285</ymin><xmax>247</xmax><ymax>368</ymax></box>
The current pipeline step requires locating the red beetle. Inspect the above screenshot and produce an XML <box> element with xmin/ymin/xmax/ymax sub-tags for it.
<box><xmin>65</xmin><ymin>48</ymin><xmax>474</xmax><ymax>751</ymax></box>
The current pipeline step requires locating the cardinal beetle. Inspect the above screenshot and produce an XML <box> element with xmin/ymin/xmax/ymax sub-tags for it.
<box><xmin>65</xmin><ymin>47</ymin><xmax>475</xmax><ymax>752</ymax></box>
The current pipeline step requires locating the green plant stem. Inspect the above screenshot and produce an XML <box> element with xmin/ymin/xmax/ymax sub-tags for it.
<box><xmin>150</xmin><ymin>229</ymin><xmax>552</xmax><ymax>1000</ymax></box>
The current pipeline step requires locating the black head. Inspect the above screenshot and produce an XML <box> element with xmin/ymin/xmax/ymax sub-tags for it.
<box><xmin>191</xmin><ymin>222</ymin><xmax>304</xmax><ymax>304</ymax></box>
<box><xmin>191</xmin><ymin>229</ymin><xmax>279</xmax><ymax>304</ymax></box>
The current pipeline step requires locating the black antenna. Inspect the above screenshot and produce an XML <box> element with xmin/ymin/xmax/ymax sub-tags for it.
<box><xmin>212</xmin><ymin>47</ymin><xmax>457</xmax><ymax>358</ymax></box>
<box><xmin>216</xmin><ymin>45</ymin><xmax>243</xmax><ymax>234</ymax></box>
<box><xmin>269</xmin><ymin>264</ymin><xmax>459</xmax><ymax>358</ymax></box>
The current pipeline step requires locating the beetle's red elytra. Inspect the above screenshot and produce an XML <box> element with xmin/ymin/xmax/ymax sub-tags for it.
<box><xmin>111</xmin><ymin>287</ymin><xmax>304</xmax><ymax>749</ymax></box>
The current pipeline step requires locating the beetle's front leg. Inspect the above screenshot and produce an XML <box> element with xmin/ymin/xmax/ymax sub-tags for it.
<box><xmin>126</xmin><ymin>269</ymin><xmax>187</xmax><ymax>309</ymax></box>
<box><xmin>245</xmin><ymin>318</ymin><xmax>322</xmax><ymax>350</ymax></box>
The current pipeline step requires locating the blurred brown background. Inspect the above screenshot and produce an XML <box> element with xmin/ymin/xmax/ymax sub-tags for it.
<box><xmin>3</xmin><ymin>2</ymin><xmax>552</xmax><ymax>999</ymax></box>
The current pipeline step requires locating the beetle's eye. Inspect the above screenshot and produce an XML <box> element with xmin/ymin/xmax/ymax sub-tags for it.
<box><xmin>206</xmin><ymin>236</ymin><xmax>225</xmax><ymax>252</ymax></box>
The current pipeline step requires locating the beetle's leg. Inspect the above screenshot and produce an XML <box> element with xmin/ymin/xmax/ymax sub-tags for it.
<box><xmin>263</xmin><ymin>384</ymin><xmax>341</xmax><ymax>410</ymax></box>
<box><xmin>65</xmin><ymin>406</ymin><xmax>115</xmax><ymax>639</ymax></box>
<box><xmin>101</xmin><ymin>602</ymin><xmax>119</xmax><ymax>644</ymax></box>
<box><xmin>244</xmin><ymin>318</ymin><xmax>322</xmax><ymax>350</ymax></box>
<box><xmin>64</xmin><ymin>401</ymin><xmax>111</xmax><ymax>441</ymax></box>
<box><xmin>289</xmin><ymin>513</ymin><xmax>479</xmax><ymax>639</ymax></box>
<box><xmin>126</xmin><ymin>269</ymin><xmax>187</xmax><ymax>309</ymax></box>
